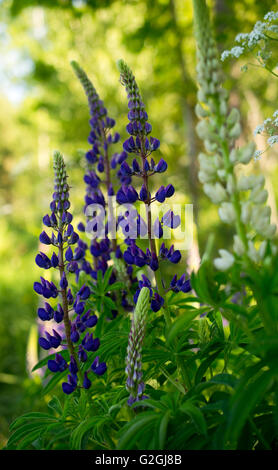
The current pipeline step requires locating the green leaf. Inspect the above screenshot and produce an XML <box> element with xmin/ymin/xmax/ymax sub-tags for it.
<box><xmin>166</xmin><ymin>310</ymin><xmax>200</xmax><ymax>345</ymax></box>
<box><xmin>225</xmin><ymin>368</ymin><xmax>274</xmax><ymax>445</ymax></box>
<box><xmin>10</xmin><ymin>412</ymin><xmax>58</xmax><ymax>431</ymax></box>
<box><xmin>158</xmin><ymin>410</ymin><xmax>171</xmax><ymax>449</ymax></box>
<box><xmin>168</xmin><ymin>293</ymin><xmax>201</xmax><ymax>306</ymax></box>
<box><xmin>70</xmin><ymin>416</ymin><xmax>111</xmax><ymax>450</ymax></box>
<box><xmin>97</xmin><ymin>268</ymin><xmax>103</xmax><ymax>287</ymax></box>
<box><xmin>42</xmin><ymin>369</ymin><xmax>68</xmax><ymax>396</ymax></box>
<box><xmin>17</xmin><ymin>428</ymin><xmax>45</xmax><ymax>450</ymax></box>
<box><xmin>209</xmin><ymin>373</ymin><xmax>237</xmax><ymax>388</ymax></box>
<box><xmin>159</xmin><ymin>366</ymin><xmax>185</xmax><ymax>394</ymax></box>
<box><xmin>103</xmin><ymin>266</ymin><xmax>114</xmax><ymax>290</ymax></box>
<box><xmin>103</xmin><ymin>295</ymin><xmax>117</xmax><ymax>310</ymax></box>
<box><xmin>213</xmin><ymin>311</ymin><xmax>225</xmax><ymax>340</ymax></box>
<box><xmin>190</xmin><ymin>262</ymin><xmax>213</xmax><ymax>305</ymax></box>
<box><xmin>195</xmin><ymin>348</ymin><xmax>223</xmax><ymax>385</ymax></box>
<box><xmin>131</xmin><ymin>398</ymin><xmax>168</xmax><ymax>412</ymax></box>
<box><xmin>179</xmin><ymin>401</ymin><xmax>207</xmax><ymax>436</ymax></box>
<box><xmin>45</xmin><ymin>426</ymin><xmax>72</xmax><ymax>450</ymax></box>
<box><xmin>48</xmin><ymin>396</ymin><xmax>63</xmax><ymax>416</ymax></box>
<box><xmin>107</xmin><ymin>282</ymin><xmax>125</xmax><ymax>292</ymax></box>
<box><xmin>117</xmin><ymin>412</ymin><xmax>159</xmax><ymax>450</ymax></box>
<box><xmin>7</xmin><ymin>422</ymin><xmax>47</xmax><ymax>449</ymax></box>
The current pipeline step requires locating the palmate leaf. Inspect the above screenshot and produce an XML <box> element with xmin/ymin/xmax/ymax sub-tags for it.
<box><xmin>7</xmin><ymin>417</ymin><xmax>58</xmax><ymax>450</ymax></box>
<box><xmin>166</xmin><ymin>419</ymin><xmax>204</xmax><ymax>450</ymax></box>
<box><xmin>194</xmin><ymin>347</ymin><xmax>223</xmax><ymax>385</ymax></box>
<box><xmin>47</xmin><ymin>396</ymin><xmax>63</xmax><ymax>416</ymax></box>
<box><xmin>224</xmin><ymin>366</ymin><xmax>276</xmax><ymax>447</ymax></box>
<box><xmin>45</xmin><ymin>426</ymin><xmax>72</xmax><ymax>450</ymax></box>
<box><xmin>179</xmin><ymin>401</ymin><xmax>207</xmax><ymax>436</ymax></box>
<box><xmin>106</xmin><ymin>281</ymin><xmax>125</xmax><ymax>292</ymax></box>
<box><xmin>143</xmin><ymin>348</ymin><xmax>170</xmax><ymax>362</ymax></box>
<box><xmin>7</xmin><ymin>422</ymin><xmax>46</xmax><ymax>448</ymax></box>
<box><xmin>158</xmin><ymin>366</ymin><xmax>185</xmax><ymax>394</ymax></box>
<box><xmin>158</xmin><ymin>410</ymin><xmax>171</xmax><ymax>449</ymax></box>
<box><xmin>143</xmin><ymin>361</ymin><xmax>171</xmax><ymax>384</ymax></box>
<box><xmin>97</xmin><ymin>331</ymin><xmax>128</xmax><ymax>360</ymax></box>
<box><xmin>102</xmin><ymin>295</ymin><xmax>117</xmax><ymax>310</ymax></box>
<box><xmin>16</xmin><ymin>428</ymin><xmax>45</xmax><ymax>450</ymax></box>
<box><xmin>70</xmin><ymin>415</ymin><xmax>113</xmax><ymax>450</ymax></box>
<box><xmin>220</xmin><ymin>302</ymin><xmax>251</xmax><ymax>336</ymax></box>
<box><xmin>108</xmin><ymin>400</ymin><xmax>127</xmax><ymax>418</ymax></box>
<box><xmin>102</xmin><ymin>266</ymin><xmax>114</xmax><ymax>290</ymax></box>
<box><xmin>190</xmin><ymin>259</ymin><xmax>223</xmax><ymax>306</ymax></box>
<box><xmin>9</xmin><ymin>412</ymin><xmax>58</xmax><ymax>431</ymax></box>
<box><xmin>167</xmin><ymin>292</ymin><xmax>201</xmax><ymax>306</ymax></box>
<box><xmin>89</xmin><ymin>267</ymin><xmax>124</xmax><ymax>296</ymax></box>
<box><xmin>208</xmin><ymin>373</ymin><xmax>237</xmax><ymax>388</ymax></box>
<box><xmin>97</xmin><ymin>267</ymin><xmax>103</xmax><ymax>287</ymax></box>
<box><xmin>130</xmin><ymin>398</ymin><xmax>169</xmax><ymax>412</ymax></box>
<box><xmin>117</xmin><ymin>411</ymin><xmax>160</xmax><ymax>450</ymax></box>
<box><xmin>184</xmin><ymin>372</ymin><xmax>237</xmax><ymax>403</ymax></box>
<box><xmin>166</xmin><ymin>309</ymin><xmax>200</xmax><ymax>346</ymax></box>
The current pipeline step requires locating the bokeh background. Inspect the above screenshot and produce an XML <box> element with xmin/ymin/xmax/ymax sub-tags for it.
<box><xmin>0</xmin><ymin>0</ymin><xmax>277</xmax><ymax>446</ymax></box>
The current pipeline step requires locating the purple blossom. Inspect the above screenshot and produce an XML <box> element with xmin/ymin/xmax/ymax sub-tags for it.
<box><xmin>117</xmin><ymin>59</ymin><xmax>192</xmax><ymax>313</ymax></box>
<box><xmin>34</xmin><ymin>151</ymin><xmax>106</xmax><ymax>394</ymax></box>
<box><xmin>71</xmin><ymin>61</ymin><xmax>135</xmax><ymax>313</ymax></box>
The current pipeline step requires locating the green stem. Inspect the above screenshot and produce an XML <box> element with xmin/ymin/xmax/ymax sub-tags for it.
<box><xmin>216</xmin><ymin>108</ymin><xmax>277</xmax><ymax>335</ymax></box>
<box><xmin>153</xmin><ymin>261</ymin><xmax>171</xmax><ymax>327</ymax></box>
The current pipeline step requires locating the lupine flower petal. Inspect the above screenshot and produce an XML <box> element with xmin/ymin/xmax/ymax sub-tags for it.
<box><xmin>39</xmin><ymin>231</ymin><xmax>52</xmax><ymax>245</ymax></box>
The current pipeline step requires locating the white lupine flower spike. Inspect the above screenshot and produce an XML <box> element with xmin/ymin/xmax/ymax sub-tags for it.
<box><xmin>193</xmin><ymin>0</ymin><xmax>277</xmax><ymax>269</ymax></box>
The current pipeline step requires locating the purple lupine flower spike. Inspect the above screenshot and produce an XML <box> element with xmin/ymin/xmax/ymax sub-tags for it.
<box><xmin>117</xmin><ymin>59</ymin><xmax>192</xmax><ymax>313</ymax></box>
<box><xmin>71</xmin><ymin>61</ymin><xmax>135</xmax><ymax>312</ymax></box>
<box><xmin>34</xmin><ymin>151</ymin><xmax>106</xmax><ymax>394</ymax></box>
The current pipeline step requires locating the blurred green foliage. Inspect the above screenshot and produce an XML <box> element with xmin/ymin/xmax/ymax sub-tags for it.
<box><xmin>0</xmin><ymin>0</ymin><xmax>278</xmax><ymax>446</ymax></box>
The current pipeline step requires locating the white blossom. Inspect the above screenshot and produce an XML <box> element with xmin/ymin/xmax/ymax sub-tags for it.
<box><xmin>254</xmin><ymin>150</ymin><xmax>263</xmax><ymax>161</ymax></box>
<box><xmin>214</xmin><ymin>249</ymin><xmax>235</xmax><ymax>271</ymax></box>
<box><xmin>221</xmin><ymin>46</ymin><xmax>244</xmax><ymax>61</ymax></box>
<box><xmin>267</xmin><ymin>135</ymin><xmax>278</xmax><ymax>146</ymax></box>
<box><xmin>254</xmin><ymin>124</ymin><xmax>264</xmax><ymax>135</ymax></box>
<box><xmin>264</xmin><ymin>11</ymin><xmax>278</xmax><ymax>22</ymax></box>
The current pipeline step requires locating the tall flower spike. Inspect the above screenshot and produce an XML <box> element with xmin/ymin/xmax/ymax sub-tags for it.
<box><xmin>117</xmin><ymin>59</ymin><xmax>191</xmax><ymax>316</ymax></box>
<box><xmin>71</xmin><ymin>61</ymin><xmax>116</xmax><ymax>257</ymax></box>
<box><xmin>71</xmin><ymin>61</ymin><xmax>136</xmax><ymax>312</ymax></box>
<box><xmin>193</xmin><ymin>0</ymin><xmax>276</xmax><ymax>269</ymax></box>
<box><xmin>125</xmin><ymin>287</ymin><xmax>150</xmax><ymax>405</ymax></box>
<box><xmin>34</xmin><ymin>151</ymin><xmax>106</xmax><ymax>394</ymax></box>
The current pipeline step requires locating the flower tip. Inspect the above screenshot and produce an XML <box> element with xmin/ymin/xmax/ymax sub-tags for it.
<box><xmin>116</xmin><ymin>58</ymin><xmax>125</xmax><ymax>72</ymax></box>
<box><xmin>70</xmin><ymin>60</ymin><xmax>79</xmax><ymax>69</ymax></box>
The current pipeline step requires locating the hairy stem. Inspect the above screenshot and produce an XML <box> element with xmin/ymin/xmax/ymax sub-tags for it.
<box><xmin>139</xmin><ymin>142</ymin><xmax>170</xmax><ymax>326</ymax></box>
<box><xmin>101</xmin><ymin>128</ymin><xmax>117</xmax><ymax>252</ymax></box>
<box><xmin>58</xmin><ymin>221</ymin><xmax>83</xmax><ymax>384</ymax></box>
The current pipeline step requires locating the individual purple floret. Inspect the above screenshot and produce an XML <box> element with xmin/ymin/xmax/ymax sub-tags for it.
<box><xmin>91</xmin><ymin>356</ymin><xmax>107</xmax><ymax>376</ymax></box>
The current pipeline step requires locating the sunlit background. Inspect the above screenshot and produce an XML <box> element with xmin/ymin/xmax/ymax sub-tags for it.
<box><xmin>0</xmin><ymin>0</ymin><xmax>277</xmax><ymax>446</ymax></box>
